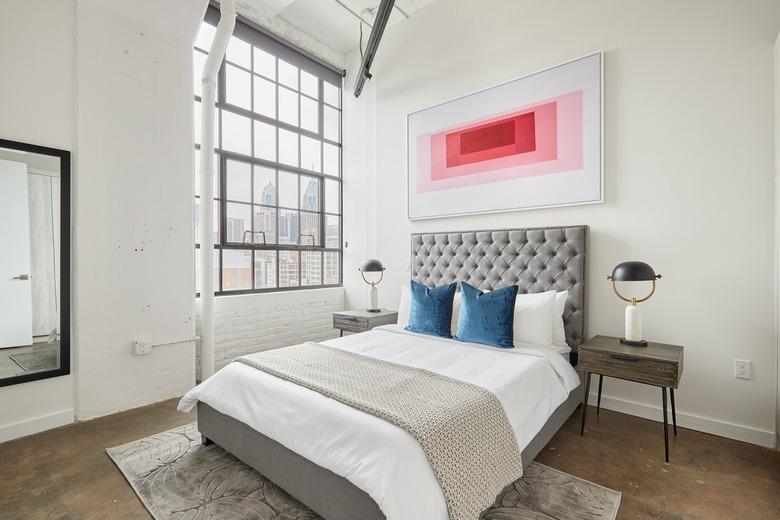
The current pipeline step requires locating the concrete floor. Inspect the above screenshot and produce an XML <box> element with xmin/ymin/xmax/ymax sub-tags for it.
<box><xmin>0</xmin><ymin>399</ymin><xmax>778</xmax><ymax>520</ymax></box>
<box><xmin>0</xmin><ymin>340</ymin><xmax>60</xmax><ymax>378</ymax></box>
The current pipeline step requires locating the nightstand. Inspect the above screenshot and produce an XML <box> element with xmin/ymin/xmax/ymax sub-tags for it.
<box><xmin>578</xmin><ymin>335</ymin><xmax>684</xmax><ymax>463</ymax></box>
<box><xmin>333</xmin><ymin>309</ymin><xmax>398</xmax><ymax>337</ymax></box>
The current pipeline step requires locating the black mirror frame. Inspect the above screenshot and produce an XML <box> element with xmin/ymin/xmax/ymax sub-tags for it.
<box><xmin>0</xmin><ymin>138</ymin><xmax>70</xmax><ymax>388</ymax></box>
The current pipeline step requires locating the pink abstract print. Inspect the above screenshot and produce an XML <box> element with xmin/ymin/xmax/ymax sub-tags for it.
<box><xmin>416</xmin><ymin>90</ymin><xmax>584</xmax><ymax>193</ymax></box>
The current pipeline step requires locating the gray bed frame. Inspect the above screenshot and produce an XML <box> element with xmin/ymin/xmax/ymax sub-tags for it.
<box><xmin>198</xmin><ymin>225</ymin><xmax>589</xmax><ymax>520</ymax></box>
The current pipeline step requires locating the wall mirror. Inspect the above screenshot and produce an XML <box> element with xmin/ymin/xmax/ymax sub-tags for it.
<box><xmin>0</xmin><ymin>139</ymin><xmax>70</xmax><ymax>387</ymax></box>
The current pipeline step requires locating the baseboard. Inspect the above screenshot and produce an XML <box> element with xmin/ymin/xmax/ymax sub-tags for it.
<box><xmin>0</xmin><ymin>409</ymin><xmax>74</xmax><ymax>443</ymax></box>
<box><xmin>590</xmin><ymin>392</ymin><xmax>776</xmax><ymax>448</ymax></box>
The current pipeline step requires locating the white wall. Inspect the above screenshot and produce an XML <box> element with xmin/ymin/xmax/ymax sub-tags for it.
<box><xmin>775</xmin><ymin>33</ymin><xmax>780</xmax><ymax>450</ymax></box>
<box><xmin>0</xmin><ymin>0</ymin><xmax>76</xmax><ymax>442</ymax></box>
<box><xmin>343</xmin><ymin>0</ymin><xmax>780</xmax><ymax>447</ymax></box>
<box><xmin>73</xmin><ymin>0</ymin><xmax>206</xmax><ymax>419</ymax></box>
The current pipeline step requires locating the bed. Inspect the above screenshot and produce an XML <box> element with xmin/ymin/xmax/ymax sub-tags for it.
<box><xmin>179</xmin><ymin>225</ymin><xmax>588</xmax><ymax>520</ymax></box>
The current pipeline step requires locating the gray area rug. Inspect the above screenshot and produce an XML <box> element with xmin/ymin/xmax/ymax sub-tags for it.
<box><xmin>9</xmin><ymin>344</ymin><xmax>59</xmax><ymax>373</ymax></box>
<box><xmin>107</xmin><ymin>423</ymin><xmax>620</xmax><ymax>520</ymax></box>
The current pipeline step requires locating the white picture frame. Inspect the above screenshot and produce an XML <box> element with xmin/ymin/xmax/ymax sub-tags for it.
<box><xmin>407</xmin><ymin>52</ymin><xmax>603</xmax><ymax>220</ymax></box>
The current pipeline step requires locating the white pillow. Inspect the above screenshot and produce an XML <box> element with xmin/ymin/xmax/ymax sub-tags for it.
<box><xmin>397</xmin><ymin>283</ymin><xmax>461</xmax><ymax>334</ymax></box>
<box><xmin>513</xmin><ymin>290</ymin><xmax>556</xmax><ymax>347</ymax></box>
<box><xmin>552</xmin><ymin>290</ymin><xmax>568</xmax><ymax>347</ymax></box>
<box><xmin>397</xmin><ymin>283</ymin><xmax>411</xmax><ymax>326</ymax></box>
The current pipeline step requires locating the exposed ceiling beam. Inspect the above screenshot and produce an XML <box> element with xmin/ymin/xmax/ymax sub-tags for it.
<box><xmin>353</xmin><ymin>0</ymin><xmax>395</xmax><ymax>97</ymax></box>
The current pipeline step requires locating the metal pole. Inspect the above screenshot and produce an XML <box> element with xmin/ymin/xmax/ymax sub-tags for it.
<box><xmin>199</xmin><ymin>0</ymin><xmax>235</xmax><ymax>380</ymax></box>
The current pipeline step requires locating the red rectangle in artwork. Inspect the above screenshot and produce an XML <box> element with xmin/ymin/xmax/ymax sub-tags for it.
<box><xmin>460</xmin><ymin>120</ymin><xmax>516</xmax><ymax>154</ymax></box>
<box><xmin>445</xmin><ymin>112</ymin><xmax>536</xmax><ymax>168</ymax></box>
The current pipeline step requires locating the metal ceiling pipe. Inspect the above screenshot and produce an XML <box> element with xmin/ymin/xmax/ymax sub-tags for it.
<box><xmin>199</xmin><ymin>0</ymin><xmax>235</xmax><ymax>380</ymax></box>
<box><xmin>353</xmin><ymin>0</ymin><xmax>395</xmax><ymax>97</ymax></box>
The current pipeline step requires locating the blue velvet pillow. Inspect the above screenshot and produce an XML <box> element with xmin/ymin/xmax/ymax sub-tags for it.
<box><xmin>455</xmin><ymin>282</ymin><xmax>518</xmax><ymax>348</ymax></box>
<box><xmin>405</xmin><ymin>280</ymin><xmax>457</xmax><ymax>338</ymax></box>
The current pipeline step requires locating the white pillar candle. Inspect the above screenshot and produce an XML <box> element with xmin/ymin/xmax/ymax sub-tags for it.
<box><xmin>625</xmin><ymin>304</ymin><xmax>642</xmax><ymax>341</ymax></box>
<box><xmin>368</xmin><ymin>285</ymin><xmax>379</xmax><ymax>311</ymax></box>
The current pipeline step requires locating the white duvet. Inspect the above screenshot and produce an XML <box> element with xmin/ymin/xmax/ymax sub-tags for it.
<box><xmin>179</xmin><ymin>325</ymin><xmax>580</xmax><ymax>520</ymax></box>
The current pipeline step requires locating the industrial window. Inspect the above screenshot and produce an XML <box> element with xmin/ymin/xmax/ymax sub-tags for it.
<box><xmin>194</xmin><ymin>7</ymin><xmax>342</xmax><ymax>295</ymax></box>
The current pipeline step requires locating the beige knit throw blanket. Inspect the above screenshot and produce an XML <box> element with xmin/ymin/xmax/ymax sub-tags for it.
<box><xmin>236</xmin><ymin>342</ymin><xmax>523</xmax><ymax>520</ymax></box>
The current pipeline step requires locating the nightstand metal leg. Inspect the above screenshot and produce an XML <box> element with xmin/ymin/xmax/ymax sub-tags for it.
<box><xmin>596</xmin><ymin>374</ymin><xmax>603</xmax><ymax>415</ymax></box>
<box><xmin>662</xmin><ymin>387</ymin><xmax>669</xmax><ymax>463</ymax></box>
<box><xmin>580</xmin><ymin>371</ymin><xmax>591</xmax><ymax>436</ymax></box>
<box><xmin>339</xmin><ymin>330</ymin><xmax>343</xmax><ymax>337</ymax></box>
<box><xmin>670</xmin><ymin>388</ymin><xmax>677</xmax><ymax>436</ymax></box>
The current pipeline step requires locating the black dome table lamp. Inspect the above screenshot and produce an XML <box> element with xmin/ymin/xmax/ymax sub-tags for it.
<box><xmin>359</xmin><ymin>259</ymin><xmax>385</xmax><ymax>312</ymax></box>
<box><xmin>607</xmin><ymin>261</ymin><xmax>662</xmax><ymax>347</ymax></box>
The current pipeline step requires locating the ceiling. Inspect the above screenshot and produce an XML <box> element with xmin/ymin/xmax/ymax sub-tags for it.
<box><xmin>235</xmin><ymin>0</ymin><xmax>438</xmax><ymax>67</ymax></box>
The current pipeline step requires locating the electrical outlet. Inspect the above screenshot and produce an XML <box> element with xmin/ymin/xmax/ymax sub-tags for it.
<box><xmin>734</xmin><ymin>359</ymin><xmax>751</xmax><ymax>380</ymax></box>
<box><xmin>133</xmin><ymin>340</ymin><xmax>153</xmax><ymax>356</ymax></box>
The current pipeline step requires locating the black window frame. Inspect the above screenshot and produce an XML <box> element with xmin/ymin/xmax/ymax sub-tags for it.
<box><xmin>195</xmin><ymin>6</ymin><xmax>343</xmax><ymax>296</ymax></box>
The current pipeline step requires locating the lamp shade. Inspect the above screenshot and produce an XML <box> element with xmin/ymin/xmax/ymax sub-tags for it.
<box><xmin>610</xmin><ymin>261</ymin><xmax>659</xmax><ymax>282</ymax></box>
<box><xmin>359</xmin><ymin>259</ymin><xmax>385</xmax><ymax>272</ymax></box>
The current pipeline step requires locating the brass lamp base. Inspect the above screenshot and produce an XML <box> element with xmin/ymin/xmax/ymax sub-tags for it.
<box><xmin>620</xmin><ymin>338</ymin><xmax>648</xmax><ymax>347</ymax></box>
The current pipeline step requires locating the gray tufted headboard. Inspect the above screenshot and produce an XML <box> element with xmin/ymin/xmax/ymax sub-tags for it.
<box><xmin>411</xmin><ymin>226</ymin><xmax>588</xmax><ymax>362</ymax></box>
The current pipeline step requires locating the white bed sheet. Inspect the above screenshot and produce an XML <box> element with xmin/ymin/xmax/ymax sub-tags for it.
<box><xmin>179</xmin><ymin>325</ymin><xmax>580</xmax><ymax>520</ymax></box>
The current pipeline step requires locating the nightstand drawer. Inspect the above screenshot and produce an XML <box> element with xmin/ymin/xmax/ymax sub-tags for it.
<box><xmin>333</xmin><ymin>315</ymin><xmax>370</xmax><ymax>332</ymax></box>
<box><xmin>333</xmin><ymin>310</ymin><xmax>399</xmax><ymax>335</ymax></box>
<box><xmin>579</xmin><ymin>349</ymin><xmax>679</xmax><ymax>388</ymax></box>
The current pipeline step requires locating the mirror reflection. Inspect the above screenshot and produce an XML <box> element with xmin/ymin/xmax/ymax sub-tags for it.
<box><xmin>0</xmin><ymin>147</ymin><xmax>61</xmax><ymax>378</ymax></box>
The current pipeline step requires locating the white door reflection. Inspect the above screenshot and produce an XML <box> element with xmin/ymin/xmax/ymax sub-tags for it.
<box><xmin>0</xmin><ymin>148</ymin><xmax>60</xmax><ymax>377</ymax></box>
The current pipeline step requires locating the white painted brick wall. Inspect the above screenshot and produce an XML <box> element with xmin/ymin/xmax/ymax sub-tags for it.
<box><xmin>196</xmin><ymin>287</ymin><xmax>344</xmax><ymax>377</ymax></box>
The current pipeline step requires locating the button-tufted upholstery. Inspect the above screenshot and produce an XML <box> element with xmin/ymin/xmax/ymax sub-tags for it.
<box><xmin>411</xmin><ymin>226</ymin><xmax>588</xmax><ymax>354</ymax></box>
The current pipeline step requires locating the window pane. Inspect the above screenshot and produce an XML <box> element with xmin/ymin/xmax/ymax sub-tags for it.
<box><xmin>255</xmin><ymin>250</ymin><xmax>277</xmax><ymax>289</ymax></box>
<box><xmin>195</xmin><ymin>248</ymin><xmax>220</xmax><ymax>294</ymax></box>
<box><xmin>278</xmin><ymin>171</ymin><xmax>298</xmax><ymax>209</ymax></box>
<box><xmin>300</xmin><ymin>176</ymin><xmax>320</xmax><ymax>211</ymax></box>
<box><xmin>223</xmin><ymin>250</ymin><xmax>252</xmax><ymax>291</ymax></box>
<box><xmin>324</xmin><ymin>81</ymin><xmax>340</xmax><ymax>108</ymax></box>
<box><xmin>300</xmin><ymin>136</ymin><xmax>321</xmax><ymax>173</ymax></box>
<box><xmin>325</xmin><ymin>214</ymin><xmax>340</xmax><ymax>248</ymax></box>
<box><xmin>324</xmin><ymin>179</ymin><xmax>339</xmax><ymax>214</ymax></box>
<box><xmin>225</xmin><ymin>159</ymin><xmax>251</xmax><ymax>202</ymax></box>
<box><xmin>194</xmin><ymin>199</ymin><xmax>219</xmax><ymax>244</ymax></box>
<box><xmin>221</xmin><ymin>110</ymin><xmax>251</xmax><ymax>155</ymax></box>
<box><xmin>253</xmin><ymin>205</ymin><xmax>277</xmax><ymax>244</ymax></box>
<box><xmin>193</xmin><ymin>149</ymin><xmax>219</xmax><ymax>197</ymax></box>
<box><xmin>300</xmin><ymin>71</ymin><xmax>318</xmax><ymax>99</ymax></box>
<box><xmin>324</xmin><ymin>106</ymin><xmax>340</xmax><ymax>142</ymax></box>
<box><xmin>226</xmin><ymin>202</ymin><xmax>251</xmax><ymax>243</ymax></box>
<box><xmin>253</xmin><ymin>76</ymin><xmax>275</xmax><ymax>118</ymax></box>
<box><xmin>254</xmin><ymin>121</ymin><xmax>276</xmax><ymax>162</ymax></box>
<box><xmin>226</xmin><ymin>36</ymin><xmax>250</xmax><ymax>68</ymax></box>
<box><xmin>324</xmin><ymin>251</ymin><xmax>339</xmax><ymax>285</ymax></box>
<box><xmin>278</xmin><ymin>129</ymin><xmax>299</xmax><ymax>167</ymax></box>
<box><xmin>194</xmin><ymin>50</ymin><xmax>207</xmax><ymax>97</ymax></box>
<box><xmin>278</xmin><ymin>86</ymin><xmax>299</xmax><ymax>127</ymax></box>
<box><xmin>253</xmin><ymin>47</ymin><xmax>275</xmax><ymax>79</ymax></box>
<box><xmin>195</xmin><ymin>22</ymin><xmax>216</xmax><ymax>52</ymax></box>
<box><xmin>226</xmin><ymin>64</ymin><xmax>251</xmax><ymax>110</ymax></box>
<box><xmin>278</xmin><ymin>208</ymin><xmax>299</xmax><ymax>244</ymax></box>
<box><xmin>301</xmin><ymin>251</ymin><xmax>322</xmax><ymax>286</ymax></box>
<box><xmin>254</xmin><ymin>165</ymin><xmax>276</xmax><ymax>205</ymax></box>
<box><xmin>279</xmin><ymin>251</ymin><xmax>299</xmax><ymax>287</ymax></box>
<box><xmin>278</xmin><ymin>59</ymin><xmax>298</xmax><ymax>90</ymax></box>
<box><xmin>300</xmin><ymin>96</ymin><xmax>318</xmax><ymax>133</ymax></box>
<box><xmin>300</xmin><ymin>211</ymin><xmax>320</xmax><ymax>246</ymax></box>
<box><xmin>193</xmin><ymin>101</ymin><xmax>219</xmax><ymax>146</ymax></box>
<box><xmin>323</xmin><ymin>143</ymin><xmax>339</xmax><ymax>176</ymax></box>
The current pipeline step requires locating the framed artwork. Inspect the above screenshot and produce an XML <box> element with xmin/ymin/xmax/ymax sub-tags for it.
<box><xmin>407</xmin><ymin>52</ymin><xmax>603</xmax><ymax>220</ymax></box>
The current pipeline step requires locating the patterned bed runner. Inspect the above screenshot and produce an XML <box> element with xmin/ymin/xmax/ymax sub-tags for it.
<box><xmin>236</xmin><ymin>342</ymin><xmax>523</xmax><ymax>520</ymax></box>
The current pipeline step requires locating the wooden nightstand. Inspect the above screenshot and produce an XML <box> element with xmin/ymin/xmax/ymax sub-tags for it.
<box><xmin>578</xmin><ymin>335</ymin><xmax>684</xmax><ymax>463</ymax></box>
<box><xmin>333</xmin><ymin>309</ymin><xmax>398</xmax><ymax>337</ymax></box>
